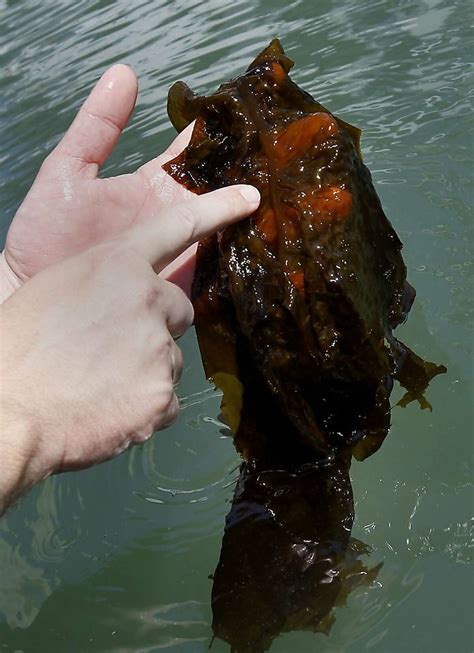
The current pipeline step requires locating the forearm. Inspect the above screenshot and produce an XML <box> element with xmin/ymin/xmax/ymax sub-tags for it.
<box><xmin>0</xmin><ymin>252</ymin><xmax>21</xmax><ymax>304</ymax></box>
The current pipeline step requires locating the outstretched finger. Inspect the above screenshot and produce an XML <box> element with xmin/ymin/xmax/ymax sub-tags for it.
<box><xmin>124</xmin><ymin>185</ymin><xmax>260</xmax><ymax>271</ymax></box>
<box><xmin>53</xmin><ymin>64</ymin><xmax>138</xmax><ymax>175</ymax></box>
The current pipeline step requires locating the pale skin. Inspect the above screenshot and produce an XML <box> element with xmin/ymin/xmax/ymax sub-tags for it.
<box><xmin>0</xmin><ymin>65</ymin><xmax>260</xmax><ymax>515</ymax></box>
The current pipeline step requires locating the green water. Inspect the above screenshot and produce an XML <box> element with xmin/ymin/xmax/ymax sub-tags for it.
<box><xmin>0</xmin><ymin>0</ymin><xmax>472</xmax><ymax>651</ymax></box>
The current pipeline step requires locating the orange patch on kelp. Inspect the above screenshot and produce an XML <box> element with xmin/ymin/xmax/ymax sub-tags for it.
<box><xmin>273</xmin><ymin>113</ymin><xmax>339</xmax><ymax>165</ymax></box>
<box><xmin>267</xmin><ymin>61</ymin><xmax>286</xmax><ymax>84</ymax></box>
<box><xmin>255</xmin><ymin>208</ymin><xmax>278</xmax><ymax>245</ymax></box>
<box><xmin>302</xmin><ymin>186</ymin><xmax>353</xmax><ymax>227</ymax></box>
<box><xmin>287</xmin><ymin>270</ymin><xmax>305</xmax><ymax>293</ymax></box>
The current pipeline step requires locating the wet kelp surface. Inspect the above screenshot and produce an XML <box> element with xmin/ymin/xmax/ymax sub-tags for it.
<box><xmin>164</xmin><ymin>40</ymin><xmax>445</xmax><ymax>652</ymax></box>
<box><xmin>165</xmin><ymin>39</ymin><xmax>445</xmax><ymax>462</ymax></box>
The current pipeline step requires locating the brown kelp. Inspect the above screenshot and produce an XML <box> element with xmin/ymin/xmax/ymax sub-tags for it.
<box><xmin>164</xmin><ymin>39</ymin><xmax>445</xmax><ymax>461</ymax></box>
<box><xmin>163</xmin><ymin>39</ymin><xmax>445</xmax><ymax>651</ymax></box>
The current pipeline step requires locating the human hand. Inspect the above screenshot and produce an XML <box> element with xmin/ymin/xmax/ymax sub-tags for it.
<box><xmin>1</xmin><ymin>64</ymin><xmax>197</xmax><ymax>301</ymax></box>
<box><xmin>0</xmin><ymin>183</ymin><xmax>260</xmax><ymax>514</ymax></box>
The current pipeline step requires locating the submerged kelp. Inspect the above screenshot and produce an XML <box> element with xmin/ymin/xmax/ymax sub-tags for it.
<box><xmin>211</xmin><ymin>459</ymin><xmax>382</xmax><ymax>653</ymax></box>
<box><xmin>164</xmin><ymin>39</ymin><xmax>445</xmax><ymax>461</ymax></box>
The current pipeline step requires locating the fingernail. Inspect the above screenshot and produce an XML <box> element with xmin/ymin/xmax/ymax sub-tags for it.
<box><xmin>239</xmin><ymin>185</ymin><xmax>261</xmax><ymax>205</ymax></box>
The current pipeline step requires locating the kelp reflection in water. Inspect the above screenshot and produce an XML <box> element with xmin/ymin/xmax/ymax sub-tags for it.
<box><xmin>163</xmin><ymin>40</ymin><xmax>445</xmax><ymax>651</ymax></box>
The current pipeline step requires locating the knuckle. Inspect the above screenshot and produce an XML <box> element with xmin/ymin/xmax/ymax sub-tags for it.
<box><xmin>164</xmin><ymin>282</ymin><xmax>194</xmax><ymax>336</ymax></box>
<box><xmin>165</xmin><ymin>397</ymin><xmax>179</xmax><ymax>426</ymax></box>
<box><xmin>182</xmin><ymin>293</ymin><xmax>194</xmax><ymax>321</ymax></box>
<box><xmin>132</xmin><ymin>429</ymin><xmax>153</xmax><ymax>446</ymax></box>
<box><xmin>177</xmin><ymin>302</ymin><xmax>194</xmax><ymax>335</ymax></box>
<box><xmin>143</xmin><ymin>279</ymin><xmax>162</xmax><ymax>309</ymax></box>
<box><xmin>154</xmin><ymin>333</ymin><xmax>173</xmax><ymax>362</ymax></box>
<box><xmin>157</xmin><ymin>381</ymin><xmax>176</xmax><ymax>412</ymax></box>
<box><xmin>171</xmin><ymin>342</ymin><xmax>184</xmax><ymax>383</ymax></box>
<box><xmin>155</xmin><ymin>385</ymin><xmax>179</xmax><ymax>428</ymax></box>
<box><xmin>175</xmin><ymin>289</ymin><xmax>194</xmax><ymax>323</ymax></box>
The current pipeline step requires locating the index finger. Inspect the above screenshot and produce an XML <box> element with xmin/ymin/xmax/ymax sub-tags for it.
<box><xmin>124</xmin><ymin>185</ymin><xmax>260</xmax><ymax>271</ymax></box>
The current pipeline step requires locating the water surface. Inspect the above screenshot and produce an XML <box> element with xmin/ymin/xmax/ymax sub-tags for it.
<box><xmin>0</xmin><ymin>0</ymin><xmax>472</xmax><ymax>651</ymax></box>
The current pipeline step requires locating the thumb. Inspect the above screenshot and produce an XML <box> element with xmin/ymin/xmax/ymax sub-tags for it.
<box><xmin>123</xmin><ymin>185</ymin><xmax>260</xmax><ymax>271</ymax></box>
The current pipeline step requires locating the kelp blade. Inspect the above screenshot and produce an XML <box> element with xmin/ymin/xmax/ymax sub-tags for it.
<box><xmin>163</xmin><ymin>40</ymin><xmax>445</xmax><ymax>460</ymax></box>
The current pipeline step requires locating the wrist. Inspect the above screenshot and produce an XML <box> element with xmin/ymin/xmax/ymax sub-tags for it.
<box><xmin>0</xmin><ymin>393</ymin><xmax>46</xmax><ymax>515</ymax></box>
<box><xmin>0</xmin><ymin>302</ymin><xmax>51</xmax><ymax>514</ymax></box>
<box><xmin>0</xmin><ymin>251</ymin><xmax>22</xmax><ymax>304</ymax></box>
